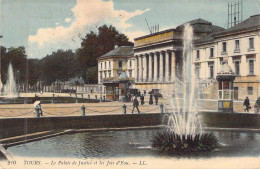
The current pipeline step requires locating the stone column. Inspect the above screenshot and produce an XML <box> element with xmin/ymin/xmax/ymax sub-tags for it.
<box><xmin>149</xmin><ymin>53</ymin><xmax>153</xmax><ymax>82</ymax></box>
<box><xmin>135</xmin><ymin>56</ymin><xmax>138</xmax><ymax>82</ymax></box>
<box><xmin>154</xmin><ymin>53</ymin><xmax>158</xmax><ymax>82</ymax></box>
<box><xmin>160</xmin><ymin>51</ymin><xmax>164</xmax><ymax>82</ymax></box>
<box><xmin>139</xmin><ymin>56</ymin><xmax>143</xmax><ymax>82</ymax></box>
<box><xmin>143</xmin><ymin>55</ymin><xmax>147</xmax><ymax>82</ymax></box>
<box><xmin>165</xmin><ymin>51</ymin><xmax>169</xmax><ymax>82</ymax></box>
<box><xmin>171</xmin><ymin>51</ymin><xmax>176</xmax><ymax>82</ymax></box>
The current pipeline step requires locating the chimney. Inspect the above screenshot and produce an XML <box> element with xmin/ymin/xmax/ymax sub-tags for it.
<box><xmin>114</xmin><ymin>44</ymin><xmax>118</xmax><ymax>49</ymax></box>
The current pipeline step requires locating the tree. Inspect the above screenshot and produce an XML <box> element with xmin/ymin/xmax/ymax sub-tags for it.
<box><xmin>76</xmin><ymin>25</ymin><xmax>133</xmax><ymax>83</ymax></box>
<box><xmin>41</xmin><ymin>49</ymin><xmax>80</xmax><ymax>85</ymax></box>
<box><xmin>1</xmin><ymin>46</ymin><xmax>27</xmax><ymax>85</ymax></box>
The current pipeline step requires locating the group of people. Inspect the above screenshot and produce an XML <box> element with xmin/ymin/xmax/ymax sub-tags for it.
<box><xmin>131</xmin><ymin>92</ymin><xmax>160</xmax><ymax>114</ymax></box>
<box><xmin>243</xmin><ymin>96</ymin><xmax>260</xmax><ymax>113</ymax></box>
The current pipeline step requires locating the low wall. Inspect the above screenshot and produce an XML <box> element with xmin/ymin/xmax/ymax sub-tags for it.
<box><xmin>0</xmin><ymin>113</ymin><xmax>164</xmax><ymax>139</ymax></box>
<box><xmin>1</xmin><ymin>112</ymin><xmax>260</xmax><ymax>141</ymax></box>
<box><xmin>199</xmin><ymin>112</ymin><xmax>260</xmax><ymax>129</ymax></box>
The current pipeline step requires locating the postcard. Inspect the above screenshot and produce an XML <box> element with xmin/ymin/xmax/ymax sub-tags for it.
<box><xmin>0</xmin><ymin>0</ymin><xmax>260</xmax><ymax>168</ymax></box>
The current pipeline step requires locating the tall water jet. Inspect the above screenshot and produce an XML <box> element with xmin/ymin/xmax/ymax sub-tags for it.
<box><xmin>169</xmin><ymin>23</ymin><xmax>202</xmax><ymax>137</ymax></box>
<box><xmin>152</xmin><ymin>24</ymin><xmax>217</xmax><ymax>153</ymax></box>
<box><xmin>3</xmin><ymin>63</ymin><xmax>18</xmax><ymax>97</ymax></box>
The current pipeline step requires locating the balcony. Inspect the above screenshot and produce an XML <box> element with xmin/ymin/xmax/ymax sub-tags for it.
<box><xmin>234</xmin><ymin>49</ymin><xmax>240</xmax><ymax>53</ymax></box>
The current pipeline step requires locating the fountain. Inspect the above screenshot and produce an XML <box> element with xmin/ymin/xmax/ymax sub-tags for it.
<box><xmin>152</xmin><ymin>24</ymin><xmax>217</xmax><ymax>153</ymax></box>
<box><xmin>2</xmin><ymin>63</ymin><xmax>18</xmax><ymax>98</ymax></box>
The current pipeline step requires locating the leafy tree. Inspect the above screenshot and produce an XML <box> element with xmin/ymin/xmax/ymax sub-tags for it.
<box><xmin>77</xmin><ymin>25</ymin><xmax>133</xmax><ymax>83</ymax></box>
<box><xmin>41</xmin><ymin>49</ymin><xmax>80</xmax><ymax>85</ymax></box>
<box><xmin>1</xmin><ymin>46</ymin><xmax>27</xmax><ymax>85</ymax></box>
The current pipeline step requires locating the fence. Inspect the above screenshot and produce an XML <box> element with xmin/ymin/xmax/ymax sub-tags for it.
<box><xmin>0</xmin><ymin>104</ymin><xmax>165</xmax><ymax>118</ymax></box>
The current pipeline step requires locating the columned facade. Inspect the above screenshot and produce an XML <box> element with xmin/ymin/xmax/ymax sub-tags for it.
<box><xmin>134</xmin><ymin>50</ymin><xmax>176</xmax><ymax>84</ymax></box>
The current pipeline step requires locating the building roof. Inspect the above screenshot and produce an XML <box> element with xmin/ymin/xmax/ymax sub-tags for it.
<box><xmin>216</xmin><ymin>14</ymin><xmax>260</xmax><ymax>35</ymax></box>
<box><xmin>176</xmin><ymin>18</ymin><xmax>225</xmax><ymax>33</ymax></box>
<box><xmin>99</xmin><ymin>46</ymin><xmax>134</xmax><ymax>58</ymax></box>
<box><xmin>134</xmin><ymin>18</ymin><xmax>223</xmax><ymax>41</ymax></box>
<box><xmin>195</xmin><ymin>32</ymin><xmax>217</xmax><ymax>44</ymax></box>
<box><xmin>195</xmin><ymin>14</ymin><xmax>260</xmax><ymax>45</ymax></box>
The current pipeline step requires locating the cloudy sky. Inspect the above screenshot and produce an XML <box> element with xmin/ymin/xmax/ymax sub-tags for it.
<box><xmin>0</xmin><ymin>0</ymin><xmax>259</xmax><ymax>59</ymax></box>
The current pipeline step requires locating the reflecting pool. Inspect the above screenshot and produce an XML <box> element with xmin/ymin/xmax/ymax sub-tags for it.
<box><xmin>8</xmin><ymin>129</ymin><xmax>260</xmax><ymax>159</ymax></box>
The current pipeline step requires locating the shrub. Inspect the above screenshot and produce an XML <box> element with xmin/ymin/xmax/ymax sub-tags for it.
<box><xmin>152</xmin><ymin>129</ymin><xmax>218</xmax><ymax>153</ymax></box>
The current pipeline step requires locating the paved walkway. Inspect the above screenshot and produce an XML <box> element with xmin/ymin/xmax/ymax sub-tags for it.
<box><xmin>0</xmin><ymin>92</ymin><xmax>257</xmax><ymax>118</ymax></box>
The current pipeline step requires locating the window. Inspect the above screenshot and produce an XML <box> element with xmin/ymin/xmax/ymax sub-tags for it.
<box><xmin>210</xmin><ymin>48</ymin><xmax>214</xmax><ymax>58</ymax></box>
<box><xmin>209</xmin><ymin>65</ymin><xmax>214</xmax><ymax>78</ymax></box>
<box><xmin>109</xmin><ymin>61</ymin><xmax>111</xmax><ymax>69</ymax></box>
<box><xmin>196</xmin><ymin>50</ymin><xmax>200</xmax><ymax>59</ymax></box>
<box><xmin>235</xmin><ymin>40</ymin><xmax>240</xmax><ymax>52</ymax></box>
<box><xmin>249</xmin><ymin>38</ymin><xmax>254</xmax><ymax>49</ymax></box>
<box><xmin>129</xmin><ymin>61</ymin><xmax>132</xmax><ymax>68</ymax></box>
<box><xmin>100</xmin><ymin>72</ymin><xmax>103</xmax><ymax>81</ymax></box>
<box><xmin>105</xmin><ymin>62</ymin><xmax>107</xmax><ymax>69</ymax></box>
<box><xmin>101</xmin><ymin>63</ymin><xmax>103</xmax><ymax>70</ymax></box>
<box><xmin>108</xmin><ymin>70</ymin><xmax>111</xmax><ymax>78</ymax></box>
<box><xmin>118</xmin><ymin>61</ymin><xmax>122</xmax><ymax>68</ymax></box>
<box><xmin>249</xmin><ymin>60</ymin><xmax>254</xmax><ymax>75</ymax></box>
<box><xmin>104</xmin><ymin>71</ymin><xmax>107</xmax><ymax>78</ymax></box>
<box><xmin>234</xmin><ymin>61</ymin><xmax>240</xmax><ymax>75</ymax></box>
<box><xmin>129</xmin><ymin>70</ymin><xmax>132</xmax><ymax>77</ymax></box>
<box><xmin>222</xmin><ymin>42</ymin><xmax>227</xmax><ymax>52</ymax></box>
<box><xmin>247</xmin><ymin>87</ymin><xmax>253</xmax><ymax>95</ymax></box>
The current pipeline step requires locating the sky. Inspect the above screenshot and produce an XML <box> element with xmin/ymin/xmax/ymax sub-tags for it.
<box><xmin>0</xmin><ymin>0</ymin><xmax>259</xmax><ymax>59</ymax></box>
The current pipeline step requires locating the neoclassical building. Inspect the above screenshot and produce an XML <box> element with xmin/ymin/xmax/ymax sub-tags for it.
<box><xmin>133</xmin><ymin>19</ymin><xmax>224</xmax><ymax>95</ymax></box>
<box><xmin>193</xmin><ymin>14</ymin><xmax>260</xmax><ymax>100</ymax></box>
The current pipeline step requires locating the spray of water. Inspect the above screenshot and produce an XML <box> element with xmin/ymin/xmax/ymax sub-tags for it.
<box><xmin>168</xmin><ymin>23</ymin><xmax>202</xmax><ymax>139</ymax></box>
<box><xmin>3</xmin><ymin>63</ymin><xmax>18</xmax><ymax>97</ymax></box>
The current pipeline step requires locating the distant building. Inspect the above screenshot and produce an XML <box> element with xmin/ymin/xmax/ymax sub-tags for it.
<box><xmin>193</xmin><ymin>14</ymin><xmax>260</xmax><ymax>100</ymax></box>
<box><xmin>133</xmin><ymin>18</ymin><xmax>224</xmax><ymax>96</ymax></box>
<box><xmin>97</xmin><ymin>46</ymin><xmax>135</xmax><ymax>100</ymax></box>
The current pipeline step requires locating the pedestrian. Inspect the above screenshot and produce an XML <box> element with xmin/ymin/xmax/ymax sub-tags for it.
<box><xmin>140</xmin><ymin>94</ymin><xmax>144</xmax><ymax>105</ymax></box>
<box><xmin>243</xmin><ymin>96</ymin><xmax>250</xmax><ymax>112</ymax></box>
<box><xmin>255</xmin><ymin>97</ymin><xmax>260</xmax><ymax>112</ymax></box>
<box><xmin>172</xmin><ymin>91</ymin><xmax>175</xmax><ymax>98</ymax></box>
<box><xmin>144</xmin><ymin>90</ymin><xmax>146</xmax><ymax>96</ymax></box>
<box><xmin>33</xmin><ymin>100</ymin><xmax>43</xmax><ymax>116</ymax></box>
<box><xmin>132</xmin><ymin>96</ymin><xmax>140</xmax><ymax>114</ymax></box>
<box><xmin>128</xmin><ymin>93</ymin><xmax>132</xmax><ymax>102</ymax></box>
<box><xmin>154</xmin><ymin>93</ymin><xmax>158</xmax><ymax>105</ymax></box>
<box><xmin>149</xmin><ymin>93</ymin><xmax>153</xmax><ymax>105</ymax></box>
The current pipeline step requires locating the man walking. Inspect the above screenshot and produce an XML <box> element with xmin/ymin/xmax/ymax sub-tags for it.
<box><xmin>132</xmin><ymin>96</ymin><xmax>140</xmax><ymax>114</ymax></box>
<box><xmin>154</xmin><ymin>93</ymin><xmax>158</xmax><ymax>105</ymax></box>
<box><xmin>243</xmin><ymin>96</ymin><xmax>250</xmax><ymax>112</ymax></box>
<box><xmin>255</xmin><ymin>97</ymin><xmax>260</xmax><ymax>113</ymax></box>
<box><xmin>140</xmin><ymin>94</ymin><xmax>144</xmax><ymax>105</ymax></box>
